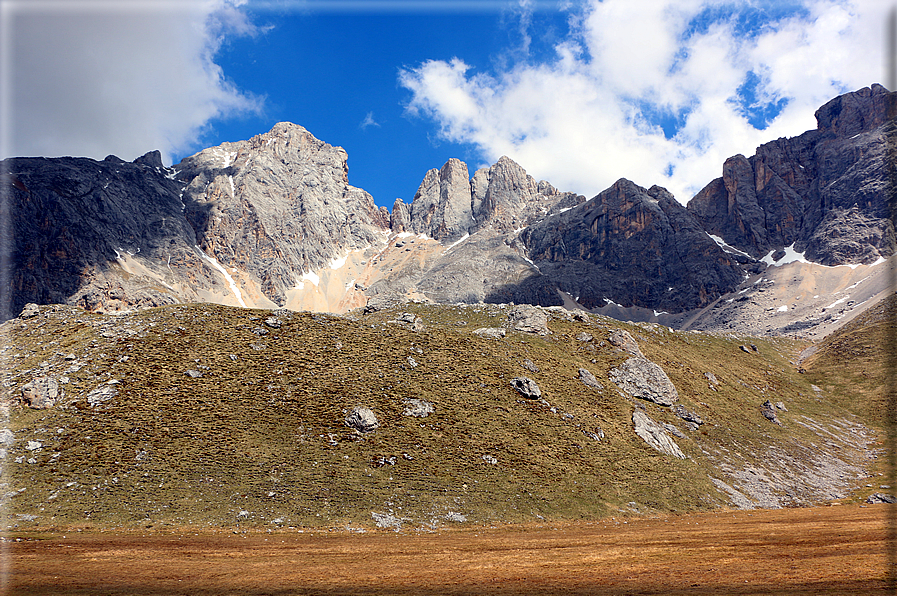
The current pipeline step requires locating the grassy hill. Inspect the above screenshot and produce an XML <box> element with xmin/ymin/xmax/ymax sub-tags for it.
<box><xmin>802</xmin><ymin>293</ymin><xmax>896</xmax><ymax>425</ymax></box>
<box><xmin>0</xmin><ymin>301</ymin><xmax>881</xmax><ymax>531</ymax></box>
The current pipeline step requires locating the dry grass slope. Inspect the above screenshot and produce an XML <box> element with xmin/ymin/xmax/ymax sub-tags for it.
<box><xmin>0</xmin><ymin>301</ymin><xmax>880</xmax><ymax>530</ymax></box>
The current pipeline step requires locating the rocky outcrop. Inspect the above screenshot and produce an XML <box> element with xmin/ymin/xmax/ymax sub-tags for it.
<box><xmin>632</xmin><ymin>409</ymin><xmax>686</xmax><ymax>459</ymax></box>
<box><xmin>687</xmin><ymin>84</ymin><xmax>896</xmax><ymax>265</ymax></box>
<box><xmin>522</xmin><ymin>179</ymin><xmax>744</xmax><ymax>311</ymax></box>
<box><xmin>408</xmin><ymin>158</ymin><xmax>473</xmax><ymax>240</ymax></box>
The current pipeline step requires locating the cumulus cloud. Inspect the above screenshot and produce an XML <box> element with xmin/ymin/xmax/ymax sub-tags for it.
<box><xmin>400</xmin><ymin>0</ymin><xmax>890</xmax><ymax>203</ymax></box>
<box><xmin>0</xmin><ymin>0</ymin><xmax>264</xmax><ymax>164</ymax></box>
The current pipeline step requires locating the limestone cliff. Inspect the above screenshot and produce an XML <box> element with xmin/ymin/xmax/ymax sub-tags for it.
<box><xmin>521</xmin><ymin>179</ymin><xmax>744</xmax><ymax>311</ymax></box>
<box><xmin>175</xmin><ymin>122</ymin><xmax>390</xmax><ymax>305</ymax></box>
<box><xmin>687</xmin><ymin>84</ymin><xmax>896</xmax><ymax>265</ymax></box>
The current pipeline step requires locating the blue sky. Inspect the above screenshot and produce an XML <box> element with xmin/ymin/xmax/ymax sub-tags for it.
<box><xmin>200</xmin><ymin>4</ymin><xmax>572</xmax><ymax>206</ymax></box>
<box><xmin>1</xmin><ymin>0</ymin><xmax>889</xmax><ymax>207</ymax></box>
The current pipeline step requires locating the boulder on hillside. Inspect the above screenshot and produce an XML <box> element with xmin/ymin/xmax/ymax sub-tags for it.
<box><xmin>610</xmin><ymin>357</ymin><xmax>678</xmax><ymax>406</ymax></box>
<box><xmin>403</xmin><ymin>398</ymin><xmax>434</xmax><ymax>418</ymax></box>
<box><xmin>632</xmin><ymin>409</ymin><xmax>686</xmax><ymax>459</ymax></box>
<box><xmin>672</xmin><ymin>404</ymin><xmax>704</xmax><ymax>426</ymax></box>
<box><xmin>510</xmin><ymin>377</ymin><xmax>541</xmax><ymax>399</ymax></box>
<box><xmin>473</xmin><ymin>327</ymin><xmax>506</xmax><ymax>339</ymax></box>
<box><xmin>578</xmin><ymin>368</ymin><xmax>603</xmax><ymax>390</ymax></box>
<box><xmin>345</xmin><ymin>406</ymin><xmax>379</xmax><ymax>433</ymax></box>
<box><xmin>18</xmin><ymin>303</ymin><xmax>40</xmax><ymax>319</ymax></box>
<box><xmin>760</xmin><ymin>400</ymin><xmax>782</xmax><ymax>425</ymax></box>
<box><xmin>86</xmin><ymin>382</ymin><xmax>118</xmax><ymax>407</ymax></box>
<box><xmin>21</xmin><ymin>376</ymin><xmax>60</xmax><ymax>409</ymax></box>
<box><xmin>608</xmin><ymin>330</ymin><xmax>643</xmax><ymax>357</ymax></box>
<box><xmin>506</xmin><ymin>304</ymin><xmax>550</xmax><ymax>335</ymax></box>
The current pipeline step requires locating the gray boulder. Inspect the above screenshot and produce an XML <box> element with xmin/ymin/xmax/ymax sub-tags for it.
<box><xmin>610</xmin><ymin>357</ymin><xmax>679</xmax><ymax>406</ymax></box>
<box><xmin>578</xmin><ymin>368</ymin><xmax>603</xmax><ymax>390</ymax></box>
<box><xmin>632</xmin><ymin>409</ymin><xmax>686</xmax><ymax>459</ymax></box>
<box><xmin>402</xmin><ymin>398</ymin><xmax>434</xmax><ymax>417</ymax></box>
<box><xmin>506</xmin><ymin>304</ymin><xmax>550</xmax><ymax>335</ymax></box>
<box><xmin>473</xmin><ymin>327</ymin><xmax>506</xmax><ymax>339</ymax></box>
<box><xmin>345</xmin><ymin>407</ymin><xmax>379</xmax><ymax>433</ymax></box>
<box><xmin>760</xmin><ymin>400</ymin><xmax>782</xmax><ymax>425</ymax></box>
<box><xmin>867</xmin><ymin>493</ymin><xmax>897</xmax><ymax>504</ymax></box>
<box><xmin>608</xmin><ymin>330</ymin><xmax>643</xmax><ymax>357</ymax></box>
<box><xmin>86</xmin><ymin>383</ymin><xmax>118</xmax><ymax>407</ymax></box>
<box><xmin>510</xmin><ymin>377</ymin><xmax>541</xmax><ymax>399</ymax></box>
<box><xmin>21</xmin><ymin>376</ymin><xmax>60</xmax><ymax>409</ymax></box>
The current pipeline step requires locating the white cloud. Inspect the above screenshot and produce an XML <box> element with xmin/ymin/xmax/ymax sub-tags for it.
<box><xmin>0</xmin><ymin>0</ymin><xmax>264</xmax><ymax>165</ymax></box>
<box><xmin>400</xmin><ymin>0</ymin><xmax>890</xmax><ymax>203</ymax></box>
<box><xmin>360</xmin><ymin>111</ymin><xmax>381</xmax><ymax>130</ymax></box>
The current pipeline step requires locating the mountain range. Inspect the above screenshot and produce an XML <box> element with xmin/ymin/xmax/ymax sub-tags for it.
<box><xmin>3</xmin><ymin>84</ymin><xmax>895</xmax><ymax>336</ymax></box>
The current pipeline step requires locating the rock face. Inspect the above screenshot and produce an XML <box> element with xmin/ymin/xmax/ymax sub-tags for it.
<box><xmin>3</xmin><ymin>123</ymin><xmax>389</xmax><ymax>319</ymax></box>
<box><xmin>5</xmin><ymin>87</ymin><xmax>895</xmax><ymax>324</ymax></box>
<box><xmin>687</xmin><ymin>84</ymin><xmax>896</xmax><ymax>265</ymax></box>
<box><xmin>408</xmin><ymin>158</ymin><xmax>473</xmax><ymax>240</ymax></box>
<box><xmin>521</xmin><ymin>179</ymin><xmax>745</xmax><ymax>311</ymax></box>
<box><xmin>4</xmin><ymin>151</ymin><xmax>194</xmax><ymax>319</ymax></box>
<box><xmin>176</xmin><ymin>122</ymin><xmax>389</xmax><ymax>306</ymax></box>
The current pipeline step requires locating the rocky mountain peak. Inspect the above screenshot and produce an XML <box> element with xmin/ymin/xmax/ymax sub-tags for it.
<box><xmin>133</xmin><ymin>150</ymin><xmax>165</xmax><ymax>169</ymax></box>
<box><xmin>174</xmin><ymin>122</ymin><xmax>388</xmax><ymax>306</ymax></box>
<box><xmin>409</xmin><ymin>157</ymin><xmax>473</xmax><ymax>240</ymax></box>
<box><xmin>521</xmin><ymin>177</ymin><xmax>743</xmax><ymax>311</ymax></box>
<box><xmin>688</xmin><ymin>84</ymin><xmax>896</xmax><ymax>266</ymax></box>
<box><xmin>814</xmin><ymin>83</ymin><xmax>891</xmax><ymax>138</ymax></box>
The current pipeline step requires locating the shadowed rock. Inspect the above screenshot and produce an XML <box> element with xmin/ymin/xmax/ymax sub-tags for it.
<box><xmin>510</xmin><ymin>377</ymin><xmax>541</xmax><ymax>399</ymax></box>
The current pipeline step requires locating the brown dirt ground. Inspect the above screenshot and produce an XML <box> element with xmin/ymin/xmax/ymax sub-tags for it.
<box><xmin>3</xmin><ymin>504</ymin><xmax>893</xmax><ymax>596</ymax></box>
